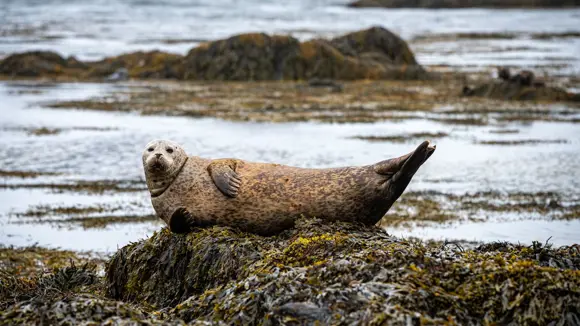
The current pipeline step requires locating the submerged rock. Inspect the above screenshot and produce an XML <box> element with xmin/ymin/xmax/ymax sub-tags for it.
<box><xmin>463</xmin><ymin>68</ymin><xmax>579</xmax><ymax>101</ymax></box>
<box><xmin>0</xmin><ymin>27</ymin><xmax>427</xmax><ymax>81</ymax></box>
<box><xmin>105</xmin><ymin>218</ymin><xmax>580</xmax><ymax>325</ymax></box>
<box><xmin>347</xmin><ymin>0</ymin><xmax>580</xmax><ymax>8</ymax></box>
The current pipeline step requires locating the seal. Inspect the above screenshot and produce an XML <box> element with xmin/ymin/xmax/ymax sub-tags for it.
<box><xmin>142</xmin><ymin>140</ymin><xmax>435</xmax><ymax>235</ymax></box>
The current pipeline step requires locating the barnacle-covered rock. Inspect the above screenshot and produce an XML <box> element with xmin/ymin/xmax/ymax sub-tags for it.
<box><xmin>106</xmin><ymin>218</ymin><xmax>580</xmax><ymax>325</ymax></box>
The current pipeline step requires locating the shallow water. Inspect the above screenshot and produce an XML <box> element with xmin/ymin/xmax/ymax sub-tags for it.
<box><xmin>0</xmin><ymin>81</ymin><xmax>579</xmax><ymax>252</ymax></box>
<box><xmin>1</xmin><ymin>0</ymin><xmax>580</xmax><ymax>76</ymax></box>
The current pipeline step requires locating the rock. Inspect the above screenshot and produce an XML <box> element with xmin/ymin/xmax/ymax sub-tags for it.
<box><xmin>0</xmin><ymin>28</ymin><xmax>426</xmax><ymax>81</ymax></box>
<box><xmin>347</xmin><ymin>0</ymin><xmax>580</xmax><ymax>8</ymax></box>
<box><xmin>182</xmin><ymin>27</ymin><xmax>427</xmax><ymax>81</ymax></box>
<box><xmin>183</xmin><ymin>33</ymin><xmax>301</xmax><ymax>80</ymax></box>
<box><xmin>463</xmin><ymin>69</ymin><xmax>579</xmax><ymax>101</ymax></box>
<box><xmin>0</xmin><ymin>51</ymin><xmax>77</xmax><ymax>77</ymax></box>
<box><xmin>105</xmin><ymin>218</ymin><xmax>580</xmax><ymax>325</ymax></box>
<box><xmin>330</xmin><ymin>27</ymin><xmax>418</xmax><ymax>66</ymax></box>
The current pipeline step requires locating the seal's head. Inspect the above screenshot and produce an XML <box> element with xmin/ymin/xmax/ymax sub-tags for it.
<box><xmin>142</xmin><ymin>140</ymin><xmax>187</xmax><ymax>197</ymax></box>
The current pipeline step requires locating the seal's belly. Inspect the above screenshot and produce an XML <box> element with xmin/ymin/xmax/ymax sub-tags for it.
<box><xmin>216</xmin><ymin>162</ymin><xmax>381</xmax><ymax>232</ymax></box>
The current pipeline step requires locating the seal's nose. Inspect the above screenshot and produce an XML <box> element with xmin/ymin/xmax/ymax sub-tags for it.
<box><xmin>155</xmin><ymin>153</ymin><xmax>162</xmax><ymax>158</ymax></box>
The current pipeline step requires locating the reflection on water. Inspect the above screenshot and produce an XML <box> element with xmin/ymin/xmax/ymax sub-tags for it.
<box><xmin>0</xmin><ymin>81</ymin><xmax>578</xmax><ymax>252</ymax></box>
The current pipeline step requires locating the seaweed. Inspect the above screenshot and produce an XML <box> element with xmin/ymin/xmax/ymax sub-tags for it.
<box><xmin>105</xmin><ymin>218</ymin><xmax>580</xmax><ymax>325</ymax></box>
<box><xmin>1</xmin><ymin>220</ymin><xmax>579</xmax><ymax>324</ymax></box>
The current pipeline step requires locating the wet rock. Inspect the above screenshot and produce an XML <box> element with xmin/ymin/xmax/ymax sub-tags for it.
<box><xmin>1</xmin><ymin>28</ymin><xmax>426</xmax><ymax>81</ymax></box>
<box><xmin>105</xmin><ymin>218</ymin><xmax>580</xmax><ymax>325</ymax></box>
<box><xmin>0</xmin><ymin>51</ymin><xmax>83</xmax><ymax>78</ymax></box>
<box><xmin>179</xmin><ymin>27</ymin><xmax>426</xmax><ymax>80</ymax></box>
<box><xmin>463</xmin><ymin>69</ymin><xmax>579</xmax><ymax>101</ymax></box>
<box><xmin>347</xmin><ymin>0</ymin><xmax>580</xmax><ymax>8</ymax></box>
<box><xmin>183</xmin><ymin>33</ymin><xmax>301</xmax><ymax>80</ymax></box>
<box><xmin>330</xmin><ymin>27</ymin><xmax>418</xmax><ymax>66</ymax></box>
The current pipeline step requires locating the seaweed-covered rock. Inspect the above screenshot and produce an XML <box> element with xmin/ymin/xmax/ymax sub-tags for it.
<box><xmin>183</xmin><ymin>27</ymin><xmax>427</xmax><ymax>80</ymax></box>
<box><xmin>330</xmin><ymin>27</ymin><xmax>418</xmax><ymax>66</ymax></box>
<box><xmin>106</xmin><ymin>218</ymin><xmax>580</xmax><ymax>325</ymax></box>
<box><xmin>463</xmin><ymin>69</ymin><xmax>579</xmax><ymax>101</ymax></box>
<box><xmin>0</xmin><ymin>28</ymin><xmax>426</xmax><ymax>81</ymax></box>
<box><xmin>0</xmin><ymin>51</ymin><xmax>87</xmax><ymax>78</ymax></box>
<box><xmin>183</xmin><ymin>33</ymin><xmax>301</xmax><ymax>80</ymax></box>
<box><xmin>0</xmin><ymin>247</ymin><xmax>185</xmax><ymax>325</ymax></box>
<box><xmin>347</xmin><ymin>0</ymin><xmax>580</xmax><ymax>8</ymax></box>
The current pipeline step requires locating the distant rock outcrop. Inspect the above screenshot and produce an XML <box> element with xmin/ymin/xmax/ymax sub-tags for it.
<box><xmin>0</xmin><ymin>27</ymin><xmax>428</xmax><ymax>81</ymax></box>
<box><xmin>183</xmin><ymin>27</ymin><xmax>426</xmax><ymax>80</ymax></box>
<box><xmin>347</xmin><ymin>0</ymin><xmax>580</xmax><ymax>8</ymax></box>
<box><xmin>462</xmin><ymin>68</ymin><xmax>580</xmax><ymax>101</ymax></box>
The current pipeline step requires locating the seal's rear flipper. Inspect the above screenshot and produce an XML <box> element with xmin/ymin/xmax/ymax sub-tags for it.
<box><xmin>374</xmin><ymin>141</ymin><xmax>435</xmax><ymax>179</ymax></box>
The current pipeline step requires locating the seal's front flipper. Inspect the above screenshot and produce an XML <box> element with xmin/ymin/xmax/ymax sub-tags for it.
<box><xmin>208</xmin><ymin>159</ymin><xmax>242</xmax><ymax>198</ymax></box>
<box><xmin>169</xmin><ymin>207</ymin><xmax>214</xmax><ymax>233</ymax></box>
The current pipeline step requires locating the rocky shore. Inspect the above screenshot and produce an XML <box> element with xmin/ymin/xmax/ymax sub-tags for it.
<box><xmin>0</xmin><ymin>27</ymin><xmax>427</xmax><ymax>81</ymax></box>
<box><xmin>347</xmin><ymin>0</ymin><xmax>580</xmax><ymax>8</ymax></box>
<box><xmin>1</xmin><ymin>219</ymin><xmax>579</xmax><ymax>325</ymax></box>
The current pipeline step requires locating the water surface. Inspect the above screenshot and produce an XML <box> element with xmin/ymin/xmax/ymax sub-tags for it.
<box><xmin>1</xmin><ymin>82</ymin><xmax>578</xmax><ymax>251</ymax></box>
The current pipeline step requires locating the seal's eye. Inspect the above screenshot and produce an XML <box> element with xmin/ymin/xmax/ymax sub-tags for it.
<box><xmin>166</xmin><ymin>148</ymin><xmax>174</xmax><ymax>154</ymax></box>
<box><xmin>148</xmin><ymin>147</ymin><xmax>154</xmax><ymax>152</ymax></box>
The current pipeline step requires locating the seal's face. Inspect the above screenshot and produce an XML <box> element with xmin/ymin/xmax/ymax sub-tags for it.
<box><xmin>142</xmin><ymin>140</ymin><xmax>187</xmax><ymax>196</ymax></box>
